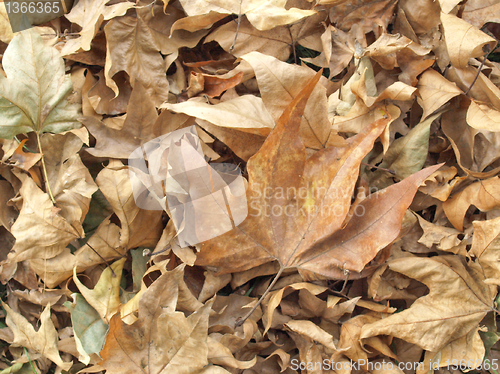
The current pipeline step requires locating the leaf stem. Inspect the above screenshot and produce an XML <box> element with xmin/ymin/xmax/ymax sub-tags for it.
<box><xmin>236</xmin><ymin>266</ymin><xmax>285</xmax><ymax>327</ymax></box>
<box><xmin>36</xmin><ymin>132</ymin><xmax>56</xmax><ymax>205</ymax></box>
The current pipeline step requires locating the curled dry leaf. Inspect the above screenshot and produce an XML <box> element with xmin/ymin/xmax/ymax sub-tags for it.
<box><xmin>82</xmin><ymin>82</ymin><xmax>158</xmax><ymax>159</ymax></box>
<box><xmin>470</xmin><ymin>216</ymin><xmax>500</xmax><ymax>286</ymax></box>
<box><xmin>161</xmin><ymin>95</ymin><xmax>275</xmax><ymax>137</ymax></box>
<box><xmin>8</xmin><ymin>173</ymin><xmax>85</xmax><ymax>263</ymax></box>
<box><xmin>443</xmin><ymin>177</ymin><xmax>500</xmax><ymax>231</ymax></box>
<box><xmin>61</xmin><ymin>0</ymin><xmax>134</xmax><ymax>55</ymax></box>
<box><xmin>440</xmin><ymin>12</ymin><xmax>496</xmax><ymax>69</ymax></box>
<box><xmin>72</xmin><ymin>257</ymin><xmax>125</xmax><ymax>323</ymax></box>
<box><xmin>178</xmin><ymin>0</ymin><xmax>316</xmax><ymax>31</ymax></box>
<box><xmin>417</xmin><ymin>69</ymin><xmax>462</xmax><ymax>120</ymax></box>
<box><xmin>3</xmin><ymin>302</ymin><xmax>72</xmax><ymax>371</ymax></box>
<box><xmin>96</xmin><ymin>160</ymin><xmax>163</xmax><ymax>249</ymax></box>
<box><xmin>104</xmin><ymin>16</ymin><xmax>170</xmax><ymax>106</ymax></box>
<box><xmin>240</xmin><ymin>52</ymin><xmax>333</xmax><ymax>149</ymax></box>
<box><xmin>95</xmin><ymin>266</ymin><xmax>215</xmax><ymax>374</ymax></box>
<box><xmin>360</xmin><ymin>256</ymin><xmax>494</xmax><ymax>353</ymax></box>
<box><xmin>196</xmin><ymin>72</ymin><xmax>442</xmax><ymax>282</ymax></box>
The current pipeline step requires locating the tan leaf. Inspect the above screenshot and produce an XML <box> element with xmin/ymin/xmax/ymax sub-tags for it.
<box><xmin>96</xmin><ymin>267</ymin><xmax>214</xmax><ymax>374</ymax></box>
<box><xmin>0</xmin><ymin>3</ymin><xmax>14</xmax><ymax>43</ymax></box>
<box><xmin>0</xmin><ymin>180</ymin><xmax>16</xmax><ymax>231</ymax></box>
<box><xmin>467</xmin><ymin>100</ymin><xmax>500</xmax><ymax>132</ymax></box>
<box><xmin>29</xmin><ymin>216</ymin><xmax>123</xmax><ymax>288</ymax></box>
<box><xmin>337</xmin><ymin>314</ymin><xmax>395</xmax><ymax>363</ymax></box>
<box><xmin>463</xmin><ymin>0</ymin><xmax>500</xmax><ymax>29</ymax></box>
<box><xmin>207</xmin><ymin>337</ymin><xmax>257</xmax><ymax>369</ymax></box>
<box><xmin>470</xmin><ymin>216</ymin><xmax>500</xmax><ymax>286</ymax></box>
<box><xmin>73</xmin><ymin>257</ymin><xmax>126</xmax><ymax>323</ymax></box>
<box><xmin>42</xmin><ymin>131</ymin><xmax>98</xmax><ymax>225</ymax></box>
<box><xmin>8</xmin><ymin>173</ymin><xmax>83</xmax><ymax>263</ymax></box>
<box><xmin>104</xmin><ymin>16</ymin><xmax>170</xmax><ymax>106</ymax></box>
<box><xmin>417</xmin><ymin>69</ymin><xmax>462</xmax><ymax>120</ymax></box>
<box><xmin>420</xmin><ymin>327</ymin><xmax>485</xmax><ymax>371</ymax></box>
<box><xmin>3</xmin><ymin>302</ymin><xmax>72</xmax><ymax>371</ymax></box>
<box><xmin>240</xmin><ymin>51</ymin><xmax>332</xmax><ymax>149</ymax></box>
<box><xmin>206</xmin><ymin>18</ymin><xmax>295</xmax><ymax>61</ymax></box>
<box><xmin>284</xmin><ymin>320</ymin><xmax>336</xmax><ymax>351</ymax></box>
<box><xmin>443</xmin><ymin>177</ymin><xmax>500</xmax><ymax>231</ymax></box>
<box><xmin>440</xmin><ymin>12</ymin><xmax>497</xmax><ymax>69</ymax></box>
<box><xmin>61</xmin><ymin>0</ymin><xmax>133</xmax><ymax>55</ymax></box>
<box><xmin>196</xmin><ymin>73</ymin><xmax>442</xmax><ymax>282</ymax></box>
<box><xmin>96</xmin><ymin>160</ymin><xmax>163</xmax><ymax>248</ymax></box>
<box><xmin>438</xmin><ymin>0</ymin><xmax>461</xmax><ymax>13</ymax></box>
<box><xmin>196</xmin><ymin>119</ymin><xmax>266</xmax><ymax>161</ymax></box>
<box><xmin>161</xmin><ymin>95</ymin><xmax>275</xmax><ymax>136</ymax></box>
<box><xmin>360</xmin><ymin>256</ymin><xmax>493</xmax><ymax>352</ymax></box>
<box><xmin>137</xmin><ymin>3</ymin><xmax>210</xmax><ymax>56</ymax></box>
<box><xmin>178</xmin><ymin>0</ymin><xmax>316</xmax><ymax>31</ymax></box>
<box><xmin>415</xmin><ymin>214</ymin><xmax>464</xmax><ymax>254</ymax></box>
<box><xmin>87</xmin><ymin>70</ymin><xmax>132</xmax><ymax>116</ymax></box>
<box><xmin>83</xmin><ymin>82</ymin><xmax>158</xmax><ymax>159</ymax></box>
<box><xmin>328</xmin><ymin>0</ymin><xmax>397</xmax><ymax>34</ymax></box>
<box><xmin>264</xmin><ymin>282</ymin><xmax>328</xmax><ymax>334</ymax></box>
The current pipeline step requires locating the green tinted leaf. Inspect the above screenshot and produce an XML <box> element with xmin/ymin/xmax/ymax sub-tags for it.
<box><xmin>0</xmin><ymin>28</ymin><xmax>80</xmax><ymax>139</ymax></box>
<box><xmin>64</xmin><ymin>293</ymin><xmax>108</xmax><ymax>364</ymax></box>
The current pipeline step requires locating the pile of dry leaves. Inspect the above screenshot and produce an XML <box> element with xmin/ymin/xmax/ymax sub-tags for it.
<box><xmin>1</xmin><ymin>0</ymin><xmax>500</xmax><ymax>373</ymax></box>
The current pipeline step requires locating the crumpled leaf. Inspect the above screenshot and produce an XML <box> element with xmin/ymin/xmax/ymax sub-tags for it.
<box><xmin>196</xmin><ymin>72</ymin><xmax>442</xmax><ymax>280</ymax></box>
<box><xmin>61</xmin><ymin>0</ymin><xmax>134</xmax><ymax>55</ymax></box>
<box><xmin>337</xmin><ymin>313</ymin><xmax>396</xmax><ymax>363</ymax></box>
<box><xmin>0</xmin><ymin>28</ymin><xmax>80</xmax><ymax>139</ymax></box>
<box><xmin>440</xmin><ymin>12</ymin><xmax>496</xmax><ymax>69</ymax></box>
<box><xmin>161</xmin><ymin>95</ymin><xmax>275</xmax><ymax>136</ymax></box>
<box><xmin>96</xmin><ymin>160</ymin><xmax>163</xmax><ymax>248</ymax></box>
<box><xmin>28</xmin><ymin>216</ymin><xmax>123</xmax><ymax>288</ymax></box>
<box><xmin>463</xmin><ymin>0</ymin><xmax>500</xmax><ymax>28</ymax></box>
<box><xmin>416</xmin><ymin>214</ymin><xmax>464</xmax><ymax>254</ymax></box>
<box><xmin>360</xmin><ymin>256</ymin><xmax>493</xmax><ymax>352</ymax></box>
<box><xmin>417</xmin><ymin>69</ymin><xmax>462</xmax><ymax>120</ymax></box>
<box><xmin>73</xmin><ymin>257</ymin><xmax>126</xmax><ymax>323</ymax></box>
<box><xmin>284</xmin><ymin>320</ymin><xmax>336</xmax><ymax>351</ymax></box>
<box><xmin>82</xmin><ymin>82</ymin><xmax>158</xmax><ymax>159</ymax></box>
<box><xmin>367</xmin><ymin>112</ymin><xmax>441</xmax><ymax>189</ymax></box>
<box><xmin>328</xmin><ymin>0</ymin><xmax>398</xmax><ymax>33</ymax></box>
<box><xmin>104</xmin><ymin>16</ymin><xmax>170</xmax><ymax>106</ymax></box>
<box><xmin>470</xmin><ymin>216</ymin><xmax>500</xmax><ymax>286</ymax></box>
<box><xmin>178</xmin><ymin>0</ymin><xmax>316</xmax><ymax>31</ymax></box>
<box><xmin>443</xmin><ymin>177</ymin><xmax>500</xmax><ymax>231</ymax></box>
<box><xmin>3</xmin><ymin>302</ymin><xmax>72</xmax><ymax>371</ymax></box>
<box><xmin>240</xmin><ymin>52</ymin><xmax>333</xmax><ymax>149</ymax></box>
<box><xmin>95</xmin><ymin>266</ymin><xmax>215</xmax><ymax>374</ymax></box>
<box><xmin>8</xmin><ymin>173</ymin><xmax>84</xmax><ymax>263</ymax></box>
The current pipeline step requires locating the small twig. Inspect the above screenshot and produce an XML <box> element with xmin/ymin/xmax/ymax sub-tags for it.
<box><xmin>236</xmin><ymin>266</ymin><xmax>285</xmax><ymax>327</ymax></box>
<box><xmin>85</xmin><ymin>242</ymin><xmax>116</xmax><ymax>277</ymax></box>
<box><xmin>361</xmin><ymin>162</ymin><xmax>396</xmax><ymax>175</ymax></box>
<box><xmin>229</xmin><ymin>0</ymin><xmax>243</xmax><ymax>53</ymax></box>
<box><xmin>464</xmin><ymin>46</ymin><xmax>492</xmax><ymax>96</ymax></box>
<box><xmin>144</xmin><ymin>245</ymin><xmax>171</xmax><ymax>257</ymax></box>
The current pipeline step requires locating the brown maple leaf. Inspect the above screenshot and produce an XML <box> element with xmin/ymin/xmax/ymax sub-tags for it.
<box><xmin>195</xmin><ymin>71</ymin><xmax>441</xmax><ymax>290</ymax></box>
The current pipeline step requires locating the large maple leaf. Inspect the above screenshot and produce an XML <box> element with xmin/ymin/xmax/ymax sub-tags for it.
<box><xmin>195</xmin><ymin>72</ymin><xmax>441</xmax><ymax>282</ymax></box>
